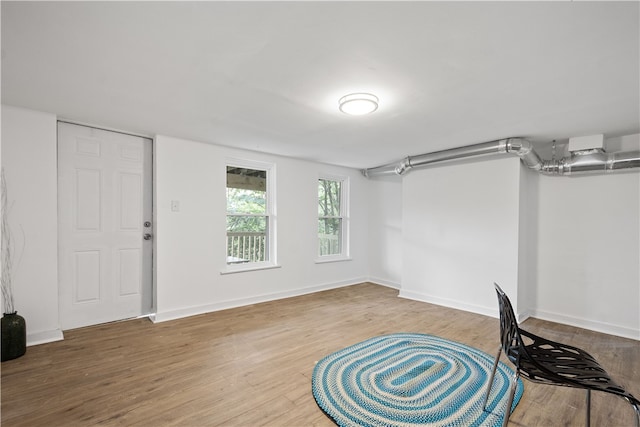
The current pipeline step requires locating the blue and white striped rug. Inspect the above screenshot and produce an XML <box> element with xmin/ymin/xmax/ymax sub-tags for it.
<box><xmin>312</xmin><ymin>333</ymin><xmax>524</xmax><ymax>427</ymax></box>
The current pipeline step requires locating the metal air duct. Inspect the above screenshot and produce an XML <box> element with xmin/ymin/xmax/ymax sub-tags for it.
<box><xmin>363</xmin><ymin>139</ymin><xmax>511</xmax><ymax>177</ymax></box>
<box><xmin>540</xmin><ymin>149</ymin><xmax>640</xmax><ymax>175</ymax></box>
<box><xmin>362</xmin><ymin>137</ymin><xmax>640</xmax><ymax>178</ymax></box>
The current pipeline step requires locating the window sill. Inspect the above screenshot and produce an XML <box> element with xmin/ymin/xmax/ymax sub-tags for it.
<box><xmin>314</xmin><ymin>256</ymin><xmax>352</xmax><ymax>264</ymax></box>
<box><xmin>220</xmin><ymin>263</ymin><xmax>282</xmax><ymax>275</ymax></box>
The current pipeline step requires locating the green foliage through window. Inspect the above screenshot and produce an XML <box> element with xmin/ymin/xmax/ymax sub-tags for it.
<box><xmin>227</xmin><ymin>167</ymin><xmax>268</xmax><ymax>263</ymax></box>
<box><xmin>318</xmin><ymin>179</ymin><xmax>343</xmax><ymax>256</ymax></box>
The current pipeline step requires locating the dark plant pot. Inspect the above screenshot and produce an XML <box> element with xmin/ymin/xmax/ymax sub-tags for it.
<box><xmin>2</xmin><ymin>312</ymin><xmax>26</xmax><ymax>362</ymax></box>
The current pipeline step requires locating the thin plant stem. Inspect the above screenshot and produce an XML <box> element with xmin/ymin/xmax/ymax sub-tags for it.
<box><xmin>1</xmin><ymin>168</ymin><xmax>15</xmax><ymax>314</ymax></box>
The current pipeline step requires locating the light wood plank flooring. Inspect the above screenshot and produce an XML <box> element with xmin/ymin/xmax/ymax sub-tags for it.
<box><xmin>2</xmin><ymin>283</ymin><xmax>639</xmax><ymax>426</ymax></box>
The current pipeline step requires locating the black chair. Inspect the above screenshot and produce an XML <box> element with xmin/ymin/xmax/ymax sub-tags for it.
<box><xmin>483</xmin><ymin>283</ymin><xmax>640</xmax><ymax>427</ymax></box>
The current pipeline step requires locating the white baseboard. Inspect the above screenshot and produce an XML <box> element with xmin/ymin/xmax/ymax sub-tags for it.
<box><xmin>27</xmin><ymin>329</ymin><xmax>64</xmax><ymax>346</ymax></box>
<box><xmin>531</xmin><ymin>309</ymin><xmax>640</xmax><ymax>341</ymax></box>
<box><xmin>398</xmin><ymin>289</ymin><xmax>534</xmax><ymax>323</ymax></box>
<box><xmin>367</xmin><ymin>277</ymin><xmax>401</xmax><ymax>290</ymax></box>
<box><xmin>517</xmin><ymin>309</ymin><xmax>532</xmax><ymax>324</ymax></box>
<box><xmin>151</xmin><ymin>277</ymin><xmax>366</xmax><ymax>323</ymax></box>
<box><xmin>398</xmin><ymin>289</ymin><xmax>497</xmax><ymax>318</ymax></box>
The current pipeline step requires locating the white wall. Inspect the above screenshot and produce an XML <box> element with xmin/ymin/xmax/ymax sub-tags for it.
<box><xmin>517</xmin><ymin>166</ymin><xmax>538</xmax><ymax>319</ymax></box>
<box><xmin>399</xmin><ymin>156</ymin><xmax>524</xmax><ymax>317</ymax></box>
<box><xmin>3</xmin><ymin>104</ymin><xmax>638</xmax><ymax>342</ymax></box>
<box><xmin>0</xmin><ymin>107</ymin><xmax>371</xmax><ymax>341</ymax></box>
<box><xmin>391</xmin><ymin>135</ymin><xmax>639</xmax><ymax>339</ymax></box>
<box><xmin>1</xmin><ymin>105</ymin><xmax>63</xmax><ymax>345</ymax></box>
<box><xmin>153</xmin><ymin>135</ymin><xmax>370</xmax><ymax>321</ymax></box>
<box><xmin>535</xmin><ymin>170</ymin><xmax>640</xmax><ymax>339</ymax></box>
<box><xmin>367</xmin><ymin>176</ymin><xmax>403</xmax><ymax>288</ymax></box>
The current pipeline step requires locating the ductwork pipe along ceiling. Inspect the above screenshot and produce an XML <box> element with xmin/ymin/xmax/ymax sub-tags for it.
<box><xmin>362</xmin><ymin>138</ymin><xmax>640</xmax><ymax>178</ymax></box>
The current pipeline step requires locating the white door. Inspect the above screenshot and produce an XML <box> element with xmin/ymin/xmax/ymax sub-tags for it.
<box><xmin>58</xmin><ymin>122</ymin><xmax>153</xmax><ymax>330</ymax></box>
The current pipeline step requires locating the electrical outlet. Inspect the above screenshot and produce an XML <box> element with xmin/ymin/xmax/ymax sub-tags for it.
<box><xmin>171</xmin><ymin>200</ymin><xmax>180</xmax><ymax>212</ymax></box>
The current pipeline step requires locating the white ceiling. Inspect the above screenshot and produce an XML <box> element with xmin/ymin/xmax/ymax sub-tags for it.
<box><xmin>2</xmin><ymin>1</ymin><xmax>639</xmax><ymax>169</ymax></box>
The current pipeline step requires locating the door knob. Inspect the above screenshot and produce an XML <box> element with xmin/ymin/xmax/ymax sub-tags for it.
<box><xmin>143</xmin><ymin>233</ymin><xmax>153</xmax><ymax>240</ymax></box>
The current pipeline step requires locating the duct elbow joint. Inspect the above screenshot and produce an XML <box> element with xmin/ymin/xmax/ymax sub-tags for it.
<box><xmin>505</xmin><ymin>138</ymin><xmax>544</xmax><ymax>171</ymax></box>
<box><xmin>505</xmin><ymin>138</ymin><xmax>531</xmax><ymax>155</ymax></box>
<box><xmin>395</xmin><ymin>158</ymin><xmax>412</xmax><ymax>175</ymax></box>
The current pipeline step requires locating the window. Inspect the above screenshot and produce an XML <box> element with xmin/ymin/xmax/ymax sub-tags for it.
<box><xmin>318</xmin><ymin>177</ymin><xmax>349</xmax><ymax>260</ymax></box>
<box><xmin>226</xmin><ymin>161</ymin><xmax>276</xmax><ymax>270</ymax></box>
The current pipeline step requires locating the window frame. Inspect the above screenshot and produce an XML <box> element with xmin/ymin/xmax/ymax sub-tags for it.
<box><xmin>316</xmin><ymin>174</ymin><xmax>350</xmax><ymax>263</ymax></box>
<box><xmin>222</xmin><ymin>158</ymin><xmax>278</xmax><ymax>274</ymax></box>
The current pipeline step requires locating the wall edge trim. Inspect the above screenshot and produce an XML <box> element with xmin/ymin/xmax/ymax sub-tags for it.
<box><xmin>151</xmin><ymin>277</ymin><xmax>367</xmax><ymax>323</ymax></box>
<box><xmin>531</xmin><ymin>309</ymin><xmax>640</xmax><ymax>341</ymax></box>
<box><xmin>398</xmin><ymin>289</ymin><xmax>498</xmax><ymax>318</ymax></box>
<box><xmin>27</xmin><ymin>329</ymin><xmax>64</xmax><ymax>346</ymax></box>
<box><xmin>367</xmin><ymin>277</ymin><xmax>401</xmax><ymax>290</ymax></box>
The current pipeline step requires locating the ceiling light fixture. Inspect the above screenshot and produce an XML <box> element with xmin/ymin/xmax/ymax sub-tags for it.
<box><xmin>339</xmin><ymin>93</ymin><xmax>379</xmax><ymax>115</ymax></box>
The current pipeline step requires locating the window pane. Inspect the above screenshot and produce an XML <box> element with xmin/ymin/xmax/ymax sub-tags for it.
<box><xmin>226</xmin><ymin>188</ymin><xmax>266</xmax><ymax>214</ymax></box>
<box><xmin>227</xmin><ymin>215</ymin><xmax>267</xmax><ymax>263</ymax></box>
<box><xmin>318</xmin><ymin>179</ymin><xmax>341</xmax><ymax>217</ymax></box>
<box><xmin>318</xmin><ymin>218</ymin><xmax>342</xmax><ymax>256</ymax></box>
<box><xmin>227</xmin><ymin>215</ymin><xmax>266</xmax><ymax>233</ymax></box>
<box><xmin>226</xmin><ymin>166</ymin><xmax>269</xmax><ymax>264</ymax></box>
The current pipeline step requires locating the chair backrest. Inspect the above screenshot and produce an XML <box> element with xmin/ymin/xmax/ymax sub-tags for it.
<box><xmin>494</xmin><ymin>283</ymin><xmax>525</xmax><ymax>364</ymax></box>
<box><xmin>492</xmin><ymin>283</ymin><xmax>640</xmax><ymax>417</ymax></box>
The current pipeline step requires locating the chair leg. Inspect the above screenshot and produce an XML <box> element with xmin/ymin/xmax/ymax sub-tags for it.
<box><xmin>585</xmin><ymin>389</ymin><xmax>591</xmax><ymax>427</ymax></box>
<box><xmin>483</xmin><ymin>346</ymin><xmax>502</xmax><ymax>411</ymax></box>
<box><xmin>631</xmin><ymin>400</ymin><xmax>640</xmax><ymax>427</ymax></box>
<box><xmin>501</xmin><ymin>369</ymin><xmax>520</xmax><ymax>427</ymax></box>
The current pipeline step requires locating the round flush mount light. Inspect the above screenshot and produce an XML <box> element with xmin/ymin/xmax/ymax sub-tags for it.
<box><xmin>339</xmin><ymin>93</ymin><xmax>379</xmax><ymax>115</ymax></box>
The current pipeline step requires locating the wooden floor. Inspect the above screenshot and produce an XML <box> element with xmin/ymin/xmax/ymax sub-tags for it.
<box><xmin>2</xmin><ymin>283</ymin><xmax>639</xmax><ymax>426</ymax></box>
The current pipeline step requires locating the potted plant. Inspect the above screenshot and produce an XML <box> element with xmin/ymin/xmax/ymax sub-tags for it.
<box><xmin>1</xmin><ymin>169</ymin><xmax>26</xmax><ymax>362</ymax></box>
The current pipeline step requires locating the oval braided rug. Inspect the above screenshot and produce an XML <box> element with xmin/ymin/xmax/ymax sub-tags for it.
<box><xmin>312</xmin><ymin>333</ymin><xmax>524</xmax><ymax>427</ymax></box>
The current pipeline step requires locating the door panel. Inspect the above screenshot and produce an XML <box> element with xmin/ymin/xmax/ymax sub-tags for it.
<box><xmin>119</xmin><ymin>173</ymin><xmax>142</xmax><ymax>230</ymax></box>
<box><xmin>118</xmin><ymin>248</ymin><xmax>141</xmax><ymax>296</ymax></box>
<box><xmin>74</xmin><ymin>250</ymin><xmax>101</xmax><ymax>303</ymax></box>
<box><xmin>58</xmin><ymin>122</ymin><xmax>152</xmax><ymax>330</ymax></box>
<box><xmin>75</xmin><ymin>169</ymin><xmax>101</xmax><ymax>230</ymax></box>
